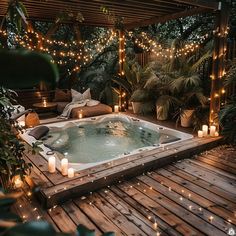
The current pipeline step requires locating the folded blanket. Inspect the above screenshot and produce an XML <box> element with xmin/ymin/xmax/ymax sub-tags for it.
<box><xmin>59</xmin><ymin>101</ymin><xmax>86</xmax><ymax>118</ymax></box>
<box><xmin>59</xmin><ymin>99</ymin><xmax>100</xmax><ymax>119</ymax></box>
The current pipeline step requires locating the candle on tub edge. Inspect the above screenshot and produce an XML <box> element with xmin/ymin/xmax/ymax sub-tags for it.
<box><xmin>68</xmin><ymin>168</ymin><xmax>75</xmax><ymax>178</ymax></box>
<box><xmin>210</xmin><ymin>125</ymin><xmax>216</xmax><ymax>137</ymax></box>
<box><xmin>202</xmin><ymin>125</ymin><xmax>208</xmax><ymax>137</ymax></box>
<box><xmin>215</xmin><ymin>131</ymin><xmax>219</xmax><ymax>137</ymax></box>
<box><xmin>198</xmin><ymin>130</ymin><xmax>203</xmax><ymax>138</ymax></box>
<box><xmin>114</xmin><ymin>105</ymin><xmax>119</xmax><ymax>113</ymax></box>
<box><xmin>61</xmin><ymin>158</ymin><xmax>68</xmax><ymax>176</ymax></box>
<box><xmin>48</xmin><ymin>156</ymin><xmax>56</xmax><ymax>173</ymax></box>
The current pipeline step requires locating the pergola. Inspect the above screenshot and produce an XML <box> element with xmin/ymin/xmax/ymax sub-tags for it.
<box><xmin>0</xmin><ymin>0</ymin><xmax>231</xmax><ymax>127</ymax></box>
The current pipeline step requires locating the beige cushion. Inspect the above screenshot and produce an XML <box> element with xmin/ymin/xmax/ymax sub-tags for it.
<box><xmin>71</xmin><ymin>103</ymin><xmax>112</xmax><ymax>118</ymax></box>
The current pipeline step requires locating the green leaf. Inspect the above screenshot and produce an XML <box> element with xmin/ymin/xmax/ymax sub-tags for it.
<box><xmin>77</xmin><ymin>224</ymin><xmax>95</xmax><ymax>236</ymax></box>
<box><xmin>0</xmin><ymin>198</ymin><xmax>16</xmax><ymax>208</ymax></box>
<box><xmin>4</xmin><ymin>221</ymin><xmax>57</xmax><ymax>236</ymax></box>
<box><xmin>0</xmin><ymin>50</ymin><xmax>59</xmax><ymax>89</ymax></box>
<box><xmin>102</xmin><ymin>232</ymin><xmax>116</xmax><ymax>236</ymax></box>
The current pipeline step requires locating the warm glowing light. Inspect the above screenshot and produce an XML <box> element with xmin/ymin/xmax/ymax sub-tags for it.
<box><xmin>13</xmin><ymin>175</ymin><xmax>23</xmax><ymax>188</ymax></box>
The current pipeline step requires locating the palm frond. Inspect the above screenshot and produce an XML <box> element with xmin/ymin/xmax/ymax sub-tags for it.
<box><xmin>183</xmin><ymin>74</ymin><xmax>201</xmax><ymax>89</ymax></box>
<box><xmin>191</xmin><ymin>50</ymin><xmax>212</xmax><ymax>72</ymax></box>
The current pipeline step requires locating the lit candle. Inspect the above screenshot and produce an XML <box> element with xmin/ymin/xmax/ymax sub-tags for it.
<box><xmin>68</xmin><ymin>168</ymin><xmax>74</xmax><ymax>178</ymax></box>
<box><xmin>48</xmin><ymin>156</ymin><xmax>56</xmax><ymax>173</ymax></box>
<box><xmin>61</xmin><ymin>158</ymin><xmax>68</xmax><ymax>176</ymax></box>
<box><xmin>14</xmin><ymin>176</ymin><xmax>23</xmax><ymax>188</ymax></box>
<box><xmin>215</xmin><ymin>131</ymin><xmax>219</xmax><ymax>137</ymax></box>
<box><xmin>78</xmin><ymin>110</ymin><xmax>83</xmax><ymax>119</ymax></box>
<box><xmin>114</xmin><ymin>105</ymin><xmax>119</xmax><ymax>113</ymax></box>
<box><xmin>202</xmin><ymin>125</ymin><xmax>208</xmax><ymax>136</ymax></box>
<box><xmin>198</xmin><ymin>130</ymin><xmax>203</xmax><ymax>138</ymax></box>
<box><xmin>42</xmin><ymin>97</ymin><xmax>47</xmax><ymax>107</ymax></box>
<box><xmin>210</xmin><ymin>125</ymin><xmax>216</xmax><ymax>137</ymax></box>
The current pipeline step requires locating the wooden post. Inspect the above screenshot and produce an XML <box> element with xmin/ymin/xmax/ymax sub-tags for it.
<box><xmin>209</xmin><ymin>2</ymin><xmax>230</xmax><ymax>129</ymax></box>
<box><xmin>118</xmin><ymin>30</ymin><xmax>126</xmax><ymax>111</ymax></box>
<box><xmin>118</xmin><ymin>30</ymin><xmax>125</xmax><ymax>76</ymax></box>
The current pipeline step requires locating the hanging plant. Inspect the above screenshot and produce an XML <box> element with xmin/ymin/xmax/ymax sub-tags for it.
<box><xmin>100</xmin><ymin>5</ymin><xmax>124</xmax><ymax>30</ymax></box>
<box><xmin>7</xmin><ymin>0</ymin><xmax>28</xmax><ymax>32</ymax></box>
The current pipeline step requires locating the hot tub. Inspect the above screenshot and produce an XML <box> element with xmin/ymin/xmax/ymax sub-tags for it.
<box><xmin>21</xmin><ymin>114</ymin><xmax>193</xmax><ymax>172</ymax></box>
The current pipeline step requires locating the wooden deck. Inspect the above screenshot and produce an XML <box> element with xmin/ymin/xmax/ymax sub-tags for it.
<box><xmin>13</xmin><ymin>145</ymin><xmax>236</xmax><ymax>236</ymax></box>
<box><xmin>22</xmin><ymin>134</ymin><xmax>222</xmax><ymax>208</ymax></box>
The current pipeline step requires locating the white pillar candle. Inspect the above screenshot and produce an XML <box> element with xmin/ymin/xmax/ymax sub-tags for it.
<box><xmin>202</xmin><ymin>125</ymin><xmax>208</xmax><ymax>137</ymax></box>
<box><xmin>48</xmin><ymin>156</ymin><xmax>56</xmax><ymax>173</ymax></box>
<box><xmin>68</xmin><ymin>168</ymin><xmax>75</xmax><ymax>178</ymax></box>
<box><xmin>114</xmin><ymin>105</ymin><xmax>119</xmax><ymax>113</ymax></box>
<box><xmin>198</xmin><ymin>130</ymin><xmax>203</xmax><ymax>138</ymax></box>
<box><xmin>215</xmin><ymin>131</ymin><xmax>219</xmax><ymax>137</ymax></box>
<box><xmin>210</xmin><ymin>125</ymin><xmax>216</xmax><ymax>137</ymax></box>
<box><xmin>61</xmin><ymin>158</ymin><xmax>68</xmax><ymax>176</ymax></box>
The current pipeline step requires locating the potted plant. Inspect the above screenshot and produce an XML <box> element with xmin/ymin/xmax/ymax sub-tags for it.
<box><xmin>144</xmin><ymin>64</ymin><xmax>179</xmax><ymax>120</ymax></box>
<box><xmin>112</xmin><ymin>59</ymin><xmax>155</xmax><ymax>114</ymax></box>
<box><xmin>171</xmin><ymin>73</ymin><xmax>208</xmax><ymax>127</ymax></box>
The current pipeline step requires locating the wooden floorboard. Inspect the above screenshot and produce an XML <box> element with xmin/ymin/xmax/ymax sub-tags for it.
<box><xmin>12</xmin><ymin>144</ymin><xmax>236</xmax><ymax>236</ymax></box>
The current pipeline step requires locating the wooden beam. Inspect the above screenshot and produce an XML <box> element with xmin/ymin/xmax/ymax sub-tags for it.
<box><xmin>209</xmin><ymin>2</ymin><xmax>230</xmax><ymax>128</ymax></box>
<box><xmin>125</xmin><ymin>7</ymin><xmax>212</xmax><ymax>29</ymax></box>
<box><xmin>175</xmin><ymin>0</ymin><xmax>219</xmax><ymax>10</ymax></box>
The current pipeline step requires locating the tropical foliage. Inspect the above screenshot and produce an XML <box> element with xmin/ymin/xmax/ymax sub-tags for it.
<box><xmin>0</xmin><ymin>87</ymin><xmax>31</xmax><ymax>190</ymax></box>
<box><xmin>219</xmin><ymin>59</ymin><xmax>236</xmax><ymax>144</ymax></box>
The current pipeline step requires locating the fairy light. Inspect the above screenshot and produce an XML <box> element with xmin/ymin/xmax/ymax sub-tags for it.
<box><xmin>209</xmin><ymin>216</ymin><xmax>214</xmax><ymax>222</ymax></box>
<box><xmin>128</xmin><ymin>30</ymin><xmax>213</xmax><ymax>59</ymax></box>
<box><xmin>1</xmin><ymin>29</ymin><xmax>117</xmax><ymax>69</ymax></box>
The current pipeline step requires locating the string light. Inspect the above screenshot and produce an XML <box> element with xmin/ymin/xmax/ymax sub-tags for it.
<box><xmin>128</xmin><ymin>30</ymin><xmax>213</xmax><ymax>59</ymax></box>
<box><xmin>0</xmin><ymin>29</ymin><xmax>117</xmax><ymax>69</ymax></box>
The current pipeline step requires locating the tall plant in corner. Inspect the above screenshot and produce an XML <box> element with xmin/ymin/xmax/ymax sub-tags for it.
<box><xmin>219</xmin><ymin>59</ymin><xmax>236</xmax><ymax>143</ymax></box>
<box><xmin>0</xmin><ymin>87</ymin><xmax>32</xmax><ymax>190</ymax></box>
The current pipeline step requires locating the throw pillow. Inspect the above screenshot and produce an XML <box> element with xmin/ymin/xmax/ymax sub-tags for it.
<box><xmin>71</xmin><ymin>88</ymin><xmax>91</xmax><ymax>102</ymax></box>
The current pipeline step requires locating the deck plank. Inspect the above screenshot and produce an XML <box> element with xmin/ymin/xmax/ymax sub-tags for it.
<box><xmin>166</xmin><ymin>165</ymin><xmax>236</xmax><ymax>203</ymax></box>
<box><xmin>156</xmin><ymin>168</ymin><xmax>236</xmax><ymax>212</ymax></box>
<box><xmin>74</xmin><ymin>197</ymin><xmax>125</xmax><ymax>235</ymax></box>
<box><xmin>98</xmin><ymin>188</ymin><xmax>167</xmax><ymax>236</ymax></box>
<box><xmin>132</xmin><ymin>177</ymin><xmax>227</xmax><ymax>235</ymax></box>
<box><xmin>62</xmin><ymin>201</ymin><xmax>102</xmax><ymax>235</ymax></box>
<box><xmin>173</xmin><ymin>160</ymin><xmax>236</xmax><ymax>194</ymax></box>
<box><xmin>116</xmin><ymin>182</ymin><xmax>204</xmax><ymax>235</ymax></box>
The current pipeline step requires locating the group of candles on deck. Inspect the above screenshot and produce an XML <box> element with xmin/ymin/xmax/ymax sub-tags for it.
<box><xmin>48</xmin><ymin>157</ymin><xmax>75</xmax><ymax>178</ymax></box>
<box><xmin>198</xmin><ymin>125</ymin><xmax>219</xmax><ymax>138</ymax></box>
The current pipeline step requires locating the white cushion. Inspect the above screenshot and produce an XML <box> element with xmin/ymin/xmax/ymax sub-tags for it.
<box><xmin>71</xmin><ymin>88</ymin><xmax>91</xmax><ymax>103</ymax></box>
